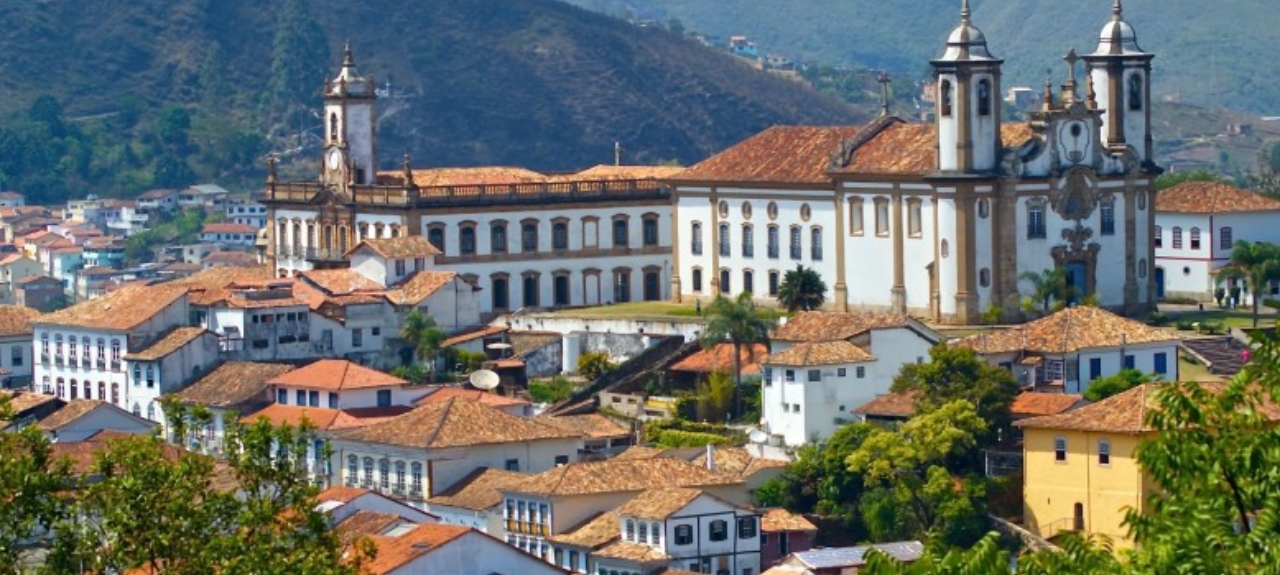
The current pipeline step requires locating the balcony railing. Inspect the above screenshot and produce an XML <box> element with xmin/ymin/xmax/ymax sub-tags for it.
<box><xmin>305</xmin><ymin>248</ymin><xmax>348</xmax><ymax>263</ymax></box>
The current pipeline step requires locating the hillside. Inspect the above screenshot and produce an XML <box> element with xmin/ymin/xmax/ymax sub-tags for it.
<box><xmin>569</xmin><ymin>0</ymin><xmax>1280</xmax><ymax>115</ymax></box>
<box><xmin>0</xmin><ymin>0</ymin><xmax>859</xmax><ymax>201</ymax></box>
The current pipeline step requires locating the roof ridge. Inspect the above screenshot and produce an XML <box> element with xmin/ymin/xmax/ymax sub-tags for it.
<box><xmin>423</xmin><ymin>397</ymin><xmax>453</xmax><ymax>448</ymax></box>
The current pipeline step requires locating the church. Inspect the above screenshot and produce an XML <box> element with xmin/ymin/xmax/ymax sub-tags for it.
<box><xmin>669</xmin><ymin>0</ymin><xmax>1159</xmax><ymax>324</ymax></box>
<box><xmin>261</xmin><ymin>45</ymin><xmax>679</xmax><ymax>316</ymax></box>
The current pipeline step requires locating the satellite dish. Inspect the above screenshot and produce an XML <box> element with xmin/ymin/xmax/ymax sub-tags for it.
<box><xmin>469</xmin><ymin>369</ymin><xmax>500</xmax><ymax>390</ymax></box>
<box><xmin>748</xmin><ymin>429</ymin><xmax>769</xmax><ymax>444</ymax></box>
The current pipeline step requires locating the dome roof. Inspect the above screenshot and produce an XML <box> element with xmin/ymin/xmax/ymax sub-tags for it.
<box><xmin>326</xmin><ymin>41</ymin><xmax>375</xmax><ymax>98</ymax></box>
<box><xmin>1094</xmin><ymin>0</ymin><xmax>1145</xmax><ymax>55</ymax></box>
<box><xmin>936</xmin><ymin>1</ymin><xmax>998</xmax><ymax>62</ymax></box>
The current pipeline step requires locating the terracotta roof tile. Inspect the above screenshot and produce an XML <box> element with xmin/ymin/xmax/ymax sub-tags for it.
<box><xmin>509</xmin><ymin>331</ymin><xmax>561</xmax><ymax>358</ymax></box>
<box><xmin>838</xmin><ymin>122</ymin><xmax>937</xmax><ymax>175</ymax></box>
<box><xmin>386</xmin><ymin>271</ymin><xmax>457</xmax><ymax>305</ymax></box>
<box><xmin>241</xmin><ymin>404</ymin><xmax>342</xmax><ymax>430</ymax></box>
<box><xmin>427</xmin><ymin>467</ymin><xmax>531</xmax><ymax>511</ymax></box>
<box><xmin>0</xmin><ymin>305</ymin><xmax>39</xmax><ymax>337</ymax></box>
<box><xmin>202</xmin><ymin>252</ymin><xmax>258</xmax><ymax>264</ymax></box>
<box><xmin>361</xmin><ymin>523</ymin><xmax>472</xmax><ymax>573</ymax></box>
<box><xmin>1156</xmin><ymin>181</ymin><xmax>1280</xmax><ymax>214</ymax></box>
<box><xmin>414</xmin><ymin>387</ymin><xmax>531</xmax><ymax>409</ymax></box>
<box><xmin>441</xmin><ymin>325</ymin><xmax>508</xmax><ymax>348</ymax></box>
<box><xmin>765</xmin><ymin>340</ymin><xmax>874</xmax><ymax>366</ymax></box>
<box><xmin>774</xmin><ymin>311</ymin><xmax>912</xmax><ymax>342</ymax></box>
<box><xmin>394</xmin><ymin>166</ymin><xmax>549</xmax><ymax>187</ymax></box>
<box><xmin>349</xmin><ymin>236</ymin><xmax>441</xmax><ymax>259</ymax></box>
<box><xmin>331</xmin><ymin>406</ymin><xmax>414</xmax><ymax>430</ymax></box>
<box><xmin>548</xmin><ymin>511</ymin><xmax>621</xmax><ymax>549</ymax></box>
<box><xmin>299</xmin><ymin>269</ymin><xmax>384</xmax><ymax>295</ymax></box>
<box><xmin>851</xmin><ymin>391</ymin><xmax>921</xmax><ymax>418</ymax></box>
<box><xmin>317</xmin><ymin>485</ymin><xmax>373</xmax><ymax>505</ymax></box>
<box><xmin>38</xmin><ymin>284</ymin><xmax>187</xmax><ymax>331</ymax></box>
<box><xmin>123</xmin><ymin>327</ymin><xmax>211</xmax><ymax>361</ymax></box>
<box><xmin>1010</xmin><ymin>392</ymin><xmax>1087</xmax><ymax>417</ymax></box>
<box><xmin>612</xmin><ymin>445</ymin><xmax>665</xmax><ymax>460</ymax></box>
<box><xmin>761</xmin><ymin>508</ymin><xmax>818</xmax><ymax>533</ymax></box>
<box><xmin>556</xmin><ymin>165</ymin><xmax>685</xmax><ymax>182</ymax></box>
<box><xmin>202</xmin><ymin>222</ymin><xmax>258</xmax><ymax>234</ymax></box>
<box><xmin>268</xmin><ymin>359</ymin><xmax>407</xmax><ymax>391</ymax></box>
<box><xmin>953</xmin><ymin>306</ymin><xmax>1179</xmax><ymax>355</ymax></box>
<box><xmin>0</xmin><ymin>390</ymin><xmax>60</xmax><ymax>416</ymax></box>
<box><xmin>506</xmin><ymin>457</ymin><xmax>741</xmax><ymax>496</ymax></box>
<box><xmin>616</xmin><ymin>488</ymin><xmax>705</xmax><ymax>520</ymax></box>
<box><xmin>593</xmin><ymin>541</ymin><xmax>669</xmax><ymax>563</ymax></box>
<box><xmin>39</xmin><ymin>400</ymin><xmax>149</xmax><ymax>431</ymax></box>
<box><xmin>534</xmin><ymin>413</ymin><xmax>630</xmax><ymax>440</ymax></box>
<box><xmin>691</xmin><ymin>446</ymin><xmax>788</xmax><ymax>477</ymax></box>
<box><xmin>165</xmin><ymin>264</ymin><xmax>275</xmax><ymax>306</ymax></box>
<box><xmin>1013</xmin><ymin>382</ymin><xmax>1280</xmax><ymax>433</ymax></box>
<box><xmin>670</xmin><ymin>343</ymin><xmax>767</xmax><ymax>375</ymax></box>
<box><xmin>676</xmin><ymin>125</ymin><xmax>862</xmax><ymax>184</ymax></box>
<box><xmin>334</xmin><ymin>510</ymin><xmax>407</xmax><ymax>546</ymax></box>
<box><xmin>333</xmin><ymin>397</ymin><xmax>581</xmax><ymax>449</ymax></box>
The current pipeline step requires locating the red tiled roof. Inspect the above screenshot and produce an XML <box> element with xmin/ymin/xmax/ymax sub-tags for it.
<box><xmin>361</xmin><ymin>523</ymin><xmax>472</xmax><ymax>573</ymax></box>
<box><xmin>774</xmin><ymin>311</ymin><xmax>912</xmax><ymax>342</ymax></box>
<box><xmin>676</xmin><ymin>125</ymin><xmax>862</xmax><ymax>184</ymax></box>
<box><xmin>1010</xmin><ymin>392</ymin><xmax>1086</xmax><ymax>417</ymax></box>
<box><xmin>202</xmin><ymin>222</ymin><xmax>258</xmax><ymax>234</ymax></box>
<box><xmin>441</xmin><ymin>325</ymin><xmax>508</xmax><ymax>348</ymax></box>
<box><xmin>953</xmin><ymin>306</ymin><xmax>1179</xmax><ymax>354</ymax></box>
<box><xmin>415</xmin><ymin>387</ymin><xmax>531</xmax><ymax>409</ymax></box>
<box><xmin>765</xmin><ymin>340</ymin><xmax>874</xmax><ymax>366</ymax></box>
<box><xmin>1014</xmin><ymin>382</ymin><xmax>1280</xmax><ymax>433</ymax></box>
<box><xmin>761</xmin><ymin>508</ymin><xmax>818</xmax><ymax>533</ymax></box>
<box><xmin>37</xmin><ymin>284</ymin><xmax>188</xmax><ymax>331</ymax></box>
<box><xmin>348</xmin><ymin>236</ymin><xmax>440</xmax><ymax>259</ymax></box>
<box><xmin>1155</xmin><ymin>181</ymin><xmax>1280</xmax><ymax>213</ymax></box>
<box><xmin>268</xmin><ymin>359</ymin><xmax>408</xmax><ymax>391</ymax></box>
<box><xmin>670</xmin><ymin>343</ymin><xmax>766</xmax><ymax>375</ymax></box>
<box><xmin>851</xmin><ymin>391</ymin><xmax>920</xmax><ymax>418</ymax></box>
<box><xmin>331</xmin><ymin>397</ymin><xmax>581</xmax><ymax>449</ymax></box>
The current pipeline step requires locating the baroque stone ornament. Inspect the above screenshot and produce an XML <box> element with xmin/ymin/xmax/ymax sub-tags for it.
<box><xmin>1049</xmin><ymin>168</ymin><xmax>1098</xmax><ymax>221</ymax></box>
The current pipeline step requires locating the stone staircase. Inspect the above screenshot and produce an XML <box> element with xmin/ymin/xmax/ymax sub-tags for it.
<box><xmin>544</xmin><ymin>336</ymin><xmax>696</xmax><ymax>416</ymax></box>
<box><xmin>1181</xmin><ymin>336</ymin><xmax>1249</xmax><ymax>377</ymax></box>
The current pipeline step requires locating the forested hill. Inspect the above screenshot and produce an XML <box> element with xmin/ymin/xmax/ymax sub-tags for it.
<box><xmin>569</xmin><ymin>0</ymin><xmax>1280</xmax><ymax>115</ymax></box>
<box><xmin>0</xmin><ymin>0</ymin><xmax>859</xmax><ymax>203</ymax></box>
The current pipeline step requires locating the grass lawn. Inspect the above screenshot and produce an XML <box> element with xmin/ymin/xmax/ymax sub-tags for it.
<box><xmin>1154</xmin><ymin>309</ymin><xmax>1274</xmax><ymax>331</ymax></box>
<box><xmin>1178</xmin><ymin>352</ymin><xmax>1223</xmax><ymax>382</ymax></box>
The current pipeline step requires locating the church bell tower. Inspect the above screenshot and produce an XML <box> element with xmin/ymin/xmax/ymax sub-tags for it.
<box><xmin>932</xmin><ymin>0</ymin><xmax>1003</xmax><ymax>174</ymax></box>
<box><xmin>1083</xmin><ymin>0</ymin><xmax>1154</xmax><ymax>164</ymax></box>
<box><xmin>322</xmin><ymin>41</ymin><xmax>378</xmax><ymax>189</ymax></box>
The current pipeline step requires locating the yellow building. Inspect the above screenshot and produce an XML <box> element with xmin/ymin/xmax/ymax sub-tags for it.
<box><xmin>1014</xmin><ymin>384</ymin><xmax>1163</xmax><ymax>548</ymax></box>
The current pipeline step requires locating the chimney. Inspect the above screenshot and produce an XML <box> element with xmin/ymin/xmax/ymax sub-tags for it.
<box><xmin>706</xmin><ymin>443</ymin><xmax>715</xmax><ymax>470</ymax></box>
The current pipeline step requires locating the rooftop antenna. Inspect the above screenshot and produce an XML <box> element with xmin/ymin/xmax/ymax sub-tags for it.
<box><xmin>614</xmin><ymin>142</ymin><xmax>624</xmax><ymax>166</ymax></box>
<box><xmin>877</xmin><ymin>71</ymin><xmax>892</xmax><ymax>117</ymax></box>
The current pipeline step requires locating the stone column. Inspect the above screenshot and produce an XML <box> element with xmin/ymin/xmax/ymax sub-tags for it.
<box><xmin>833</xmin><ymin>188</ymin><xmax>848</xmax><ymax>311</ymax></box>
<box><xmin>891</xmin><ymin>185</ymin><xmax>907</xmax><ymax>313</ymax></box>
<box><xmin>669</xmin><ymin>189</ymin><xmax>682</xmax><ymax>302</ymax></box>
<box><xmin>709</xmin><ymin>191</ymin><xmax>721</xmax><ymax>297</ymax></box>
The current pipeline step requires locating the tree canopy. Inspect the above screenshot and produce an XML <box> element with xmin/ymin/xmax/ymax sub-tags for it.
<box><xmin>891</xmin><ymin>344</ymin><xmax>1020</xmax><ymax>448</ymax></box>
<box><xmin>777</xmin><ymin>265</ymin><xmax>827</xmax><ymax>312</ymax></box>
<box><xmin>1216</xmin><ymin>240</ymin><xmax>1280</xmax><ymax>327</ymax></box>
<box><xmin>700</xmin><ymin>292</ymin><xmax>773</xmax><ymax>417</ymax></box>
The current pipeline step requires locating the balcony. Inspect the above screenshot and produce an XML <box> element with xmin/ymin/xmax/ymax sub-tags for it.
<box><xmin>305</xmin><ymin>247</ymin><xmax>348</xmax><ymax>264</ymax></box>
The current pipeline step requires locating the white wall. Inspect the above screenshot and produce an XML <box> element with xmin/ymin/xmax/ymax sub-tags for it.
<box><xmin>398</xmin><ymin>531</ymin><xmax>567</xmax><ymax>575</ymax></box>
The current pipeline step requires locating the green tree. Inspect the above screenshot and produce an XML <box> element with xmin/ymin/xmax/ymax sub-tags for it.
<box><xmin>267</xmin><ymin>0</ymin><xmax>330</xmax><ymax>122</ymax></box>
<box><xmin>701</xmin><ymin>292</ymin><xmax>774</xmax><ymax>417</ymax></box>
<box><xmin>577</xmin><ymin>350</ymin><xmax>616</xmax><ymax>381</ymax></box>
<box><xmin>891</xmin><ymin>344</ymin><xmax>1019</xmax><ymax>449</ymax></box>
<box><xmin>47</xmin><ymin>401</ymin><xmax>370</xmax><ymax>574</ymax></box>
<box><xmin>847</xmin><ymin>400</ymin><xmax>990</xmax><ymax>547</ymax></box>
<box><xmin>777</xmin><ymin>264</ymin><xmax>828</xmax><ymax>312</ymax></box>
<box><xmin>1083</xmin><ymin>368</ymin><xmax>1155</xmax><ymax>402</ymax></box>
<box><xmin>400</xmin><ymin>309</ymin><xmax>446</xmax><ymax>383</ymax></box>
<box><xmin>1216</xmin><ymin>240</ymin><xmax>1280</xmax><ymax>327</ymax></box>
<box><xmin>153</xmin><ymin>153</ymin><xmax>196</xmax><ymax>189</ymax></box>
<box><xmin>1019</xmin><ymin>267</ymin><xmax>1075</xmax><ymax>313</ymax></box>
<box><xmin>694</xmin><ymin>371</ymin><xmax>736</xmax><ymax>423</ymax></box>
<box><xmin>862</xmin><ymin>531</ymin><xmax>1120</xmax><ymax>575</ymax></box>
<box><xmin>529</xmin><ymin>376</ymin><xmax>575</xmax><ymax>403</ymax></box>
<box><xmin>0</xmin><ymin>396</ymin><xmax>71</xmax><ymax>573</ymax></box>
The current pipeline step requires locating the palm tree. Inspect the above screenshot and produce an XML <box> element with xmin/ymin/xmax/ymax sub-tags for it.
<box><xmin>701</xmin><ymin>292</ymin><xmax>774</xmax><ymax>417</ymax></box>
<box><xmin>400</xmin><ymin>309</ymin><xmax>446</xmax><ymax>383</ymax></box>
<box><xmin>777</xmin><ymin>265</ymin><xmax>828</xmax><ymax>312</ymax></box>
<box><xmin>1216</xmin><ymin>240</ymin><xmax>1280</xmax><ymax>327</ymax></box>
<box><xmin>1019</xmin><ymin>268</ymin><xmax>1074</xmax><ymax>314</ymax></box>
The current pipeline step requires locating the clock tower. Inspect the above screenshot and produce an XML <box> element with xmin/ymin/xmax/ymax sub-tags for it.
<box><xmin>322</xmin><ymin>41</ymin><xmax>377</xmax><ymax>190</ymax></box>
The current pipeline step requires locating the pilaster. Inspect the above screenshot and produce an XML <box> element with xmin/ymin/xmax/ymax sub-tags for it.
<box><xmin>833</xmin><ymin>189</ymin><xmax>849</xmax><ymax>311</ymax></box>
<box><xmin>953</xmin><ymin>193</ymin><xmax>979</xmax><ymax>324</ymax></box>
<box><xmin>669</xmin><ymin>189</ymin><xmax>682</xmax><ymax>302</ymax></box>
<box><xmin>891</xmin><ymin>185</ymin><xmax>907</xmax><ymax>313</ymax></box>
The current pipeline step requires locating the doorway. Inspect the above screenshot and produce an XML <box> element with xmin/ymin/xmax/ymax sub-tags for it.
<box><xmin>1065</xmin><ymin>261</ymin><xmax>1088</xmax><ymax>303</ymax></box>
<box><xmin>1154</xmin><ymin>267</ymin><xmax>1165</xmax><ymax>299</ymax></box>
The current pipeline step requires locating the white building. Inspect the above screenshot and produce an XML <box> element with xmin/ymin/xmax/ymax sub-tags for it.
<box><xmin>953</xmin><ymin>305</ymin><xmax>1181</xmax><ymax>394</ymax></box>
<box><xmin>121</xmin><ymin>326</ymin><xmax>220</xmax><ymax>422</ymax></box>
<box><xmin>0</xmin><ymin>305</ymin><xmax>38</xmax><ymax>389</ymax></box>
<box><xmin>35</xmin><ymin>399</ymin><xmax>157</xmax><ymax>442</ymax></box>
<box><xmin>138</xmin><ymin>188</ymin><xmax>180</xmax><ymax>213</ymax></box>
<box><xmin>670</xmin><ymin>2</ymin><xmax>1158</xmax><ymax>324</ymax></box>
<box><xmin>1153</xmin><ymin>180</ymin><xmax>1280</xmax><ymax>302</ymax></box>
<box><xmin>167</xmin><ymin>361</ymin><xmax>295</xmax><ymax>454</ymax></box>
<box><xmin>33</xmin><ymin>284</ymin><xmax>199</xmax><ymax>421</ymax></box>
<box><xmin>224</xmin><ymin>195</ymin><xmax>268</xmax><ymax>229</ymax></box>
<box><xmin>761</xmin><ymin>312</ymin><xmax>941</xmax><ymax>446</ymax></box>
<box><xmin>200</xmin><ymin>222</ymin><xmax>260</xmax><ymax>247</ymax></box>
<box><xmin>260</xmin><ymin>45</ymin><xmax>679</xmax><ymax>316</ymax></box>
<box><xmin>425</xmin><ymin>467</ymin><xmax>532</xmax><ymax>534</ymax></box>
<box><xmin>179</xmin><ymin>184</ymin><xmax>231</xmax><ymax>209</ymax></box>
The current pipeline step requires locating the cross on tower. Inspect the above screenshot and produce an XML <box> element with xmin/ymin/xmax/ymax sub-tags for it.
<box><xmin>877</xmin><ymin>72</ymin><xmax>892</xmax><ymax>117</ymax></box>
<box><xmin>1063</xmin><ymin>48</ymin><xmax>1080</xmax><ymax>101</ymax></box>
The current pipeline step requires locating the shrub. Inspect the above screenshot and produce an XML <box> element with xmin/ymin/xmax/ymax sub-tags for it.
<box><xmin>391</xmin><ymin>364</ymin><xmax>427</xmax><ymax>385</ymax></box>
<box><xmin>1146</xmin><ymin>311</ymin><xmax>1168</xmax><ymax>326</ymax></box>
<box><xmin>577</xmin><ymin>351</ymin><xmax>617</xmax><ymax>380</ymax></box>
<box><xmin>1264</xmin><ymin>297</ymin><xmax>1280</xmax><ymax>311</ymax></box>
<box><xmin>1175</xmin><ymin>319</ymin><xmax>1195</xmax><ymax>331</ymax></box>
<box><xmin>982</xmin><ymin>305</ymin><xmax>1003</xmax><ymax>325</ymax></box>
<box><xmin>653</xmin><ymin>430</ymin><xmax>732</xmax><ymax>448</ymax></box>
<box><xmin>1199</xmin><ymin>320</ymin><xmax>1225</xmax><ymax>335</ymax></box>
<box><xmin>528</xmin><ymin>376</ymin><xmax>575</xmax><ymax>403</ymax></box>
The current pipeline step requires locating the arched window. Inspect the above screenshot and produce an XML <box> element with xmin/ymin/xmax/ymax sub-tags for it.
<box><xmin>410</xmin><ymin>462</ymin><xmax>423</xmax><ymax>494</ymax></box>
<box><xmin>379</xmin><ymin>459</ymin><xmax>390</xmax><ymax>490</ymax></box>
<box><xmin>427</xmin><ymin>227</ymin><xmax>445</xmax><ymax>252</ymax></box>
<box><xmin>789</xmin><ymin>226</ymin><xmax>802</xmax><ymax>260</ymax></box>
<box><xmin>69</xmin><ymin>379</ymin><xmax>78</xmax><ymax>400</ymax></box>
<box><xmin>521</xmin><ymin>221</ymin><xmax>539</xmax><ymax>252</ymax></box>
<box><xmin>742</xmin><ymin>224</ymin><xmax>754</xmax><ymax>257</ymax></box>
<box><xmin>111</xmin><ymin>383</ymin><xmax>119</xmax><ymax>405</ymax></box>
<box><xmin>1027</xmin><ymin>202</ymin><xmax>1046</xmax><ymax>239</ymax></box>
<box><xmin>810</xmin><ymin>227</ymin><xmax>823</xmax><ymax>260</ymax></box>
<box><xmin>1128</xmin><ymin>74</ymin><xmax>1143</xmax><ymax>111</ymax></box>
<box><xmin>718</xmin><ymin>223</ymin><xmax>730</xmax><ymax>256</ymax></box>
<box><xmin>638</xmin><ymin>521</ymin><xmax>648</xmax><ymax>543</ymax></box>
<box><xmin>691</xmin><ymin>221</ymin><xmax>703</xmax><ymax>255</ymax></box>
<box><xmin>977</xmin><ymin>79</ymin><xmax>991</xmax><ymax>116</ymax></box>
<box><xmin>346</xmin><ymin>455</ymin><xmax>358</xmax><ymax>486</ymax></box>
<box><xmin>98</xmin><ymin>382</ymin><xmax>106</xmax><ymax>403</ymax></box>
<box><xmin>552</xmin><ymin>221</ymin><xmax>569</xmax><ymax>250</ymax></box>
<box><xmin>650</xmin><ymin>523</ymin><xmax>661</xmax><ymax>545</ymax></box>
<box><xmin>394</xmin><ymin>461</ymin><xmax>406</xmax><ymax>492</ymax></box>
<box><xmin>362</xmin><ymin>457</ymin><xmax>374</xmax><ymax>488</ymax></box>
<box><xmin>329</xmin><ymin>113</ymin><xmax>339</xmax><ymax>141</ymax></box>
<box><xmin>490</xmin><ymin>223</ymin><xmax>508</xmax><ymax>253</ymax></box>
<box><xmin>940</xmin><ymin>80</ymin><xmax>953</xmax><ymax>117</ymax></box>
<box><xmin>1172</xmin><ymin>226</ymin><xmax>1183</xmax><ymax>249</ymax></box>
<box><xmin>612</xmin><ymin>218</ymin><xmax>629</xmax><ymax>248</ymax></box>
<box><xmin>459</xmin><ymin>226</ymin><xmax>476</xmax><ymax>254</ymax></box>
<box><xmin>1190</xmin><ymin>227</ymin><xmax>1202</xmax><ymax>250</ymax></box>
<box><xmin>767</xmin><ymin>225</ymin><xmax>780</xmax><ymax>258</ymax></box>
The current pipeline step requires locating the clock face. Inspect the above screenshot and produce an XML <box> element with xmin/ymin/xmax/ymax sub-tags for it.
<box><xmin>327</xmin><ymin>149</ymin><xmax>342</xmax><ymax>170</ymax></box>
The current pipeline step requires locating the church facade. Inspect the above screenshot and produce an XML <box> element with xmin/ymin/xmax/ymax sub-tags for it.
<box><xmin>670</xmin><ymin>1</ymin><xmax>1159</xmax><ymax>324</ymax></box>
<box><xmin>260</xmin><ymin>44</ymin><xmax>679</xmax><ymax>316</ymax></box>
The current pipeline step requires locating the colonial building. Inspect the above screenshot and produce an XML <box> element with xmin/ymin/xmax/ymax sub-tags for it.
<box><xmin>260</xmin><ymin>44</ymin><xmax>678</xmax><ymax>315</ymax></box>
<box><xmin>669</xmin><ymin>1</ymin><xmax>1159</xmax><ymax>324</ymax></box>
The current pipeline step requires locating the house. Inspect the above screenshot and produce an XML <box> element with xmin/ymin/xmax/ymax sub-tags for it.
<box><xmin>241</xmin><ymin>402</ymin><xmax>413</xmax><ymax>486</ymax></box>
<box><xmin>953</xmin><ymin>306</ymin><xmax>1181</xmax><ymax>394</ymax></box>
<box><xmin>223</xmin><ymin>194</ymin><xmax>268</xmax><ymax>229</ymax></box>
<box><xmin>33</xmin><ymin>284</ymin><xmax>194</xmax><ymax>419</ymax></box>
<box><xmin>0</xmin><ymin>389</ymin><xmax>63</xmax><ymax>429</ymax></box>
<box><xmin>348</xmin><ymin>521</ymin><xmax>569</xmax><ymax>575</ymax></box>
<box><xmin>1153</xmin><ymin>181</ymin><xmax>1280</xmax><ymax>302</ymax></box>
<box><xmin>121</xmin><ymin>326</ymin><xmax>220</xmax><ymax>423</ymax></box>
<box><xmin>137</xmin><ymin>188</ymin><xmax>180</xmax><ymax>213</ymax></box>
<box><xmin>850</xmin><ymin>390</ymin><xmax>920</xmax><ymax>425</ymax></box>
<box><xmin>15</xmin><ymin>275</ymin><xmax>64</xmax><ymax>312</ymax></box>
<box><xmin>35</xmin><ymin>399</ymin><xmax>157</xmax><ymax>442</ymax></box>
<box><xmin>534</xmin><ymin>412</ymin><xmax>632</xmax><ymax>453</ymax></box>
<box><xmin>759</xmin><ymin>508</ymin><xmax>817</xmax><ymax>569</ymax></box>
<box><xmin>167</xmin><ymin>361</ymin><xmax>296</xmax><ymax>454</ymax></box>
<box><xmin>81</xmin><ymin>238</ymin><xmax>126</xmax><ymax>269</ymax></box>
<box><xmin>761</xmin><ymin>312</ymin><xmax>941</xmax><ymax>446</ymax></box>
<box><xmin>0</xmin><ymin>305</ymin><xmax>38</xmax><ymax>388</ymax></box>
<box><xmin>266</xmin><ymin>358</ymin><xmax>422</xmax><ymax>410</ymax></box>
<box><xmin>329</xmin><ymin>397</ymin><xmax>586</xmax><ymax>504</ymax></box>
<box><xmin>200</xmin><ymin>222</ymin><xmax>260</xmax><ymax>246</ymax></box>
<box><xmin>415</xmin><ymin>387</ymin><xmax>533</xmax><ymax>417</ymax></box>
<box><xmin>105</xmin><ymin>202</ymin><xmax>150</xmax><ymax>237</ymax></box>
<box><xmin>615</xmin><ymin>444</ymin><xmax>789</xmax><ymax>497</ymax></box>
<box><xmin>1015</xmin><ymin>384</ymin><xmax>1163</xmax><ymax>547</ymax></box>
<box><xmin>559</xmin><ymin>487</ymin><xmax>761</xmax><ymax>575</ymax></box>
<box><xmin>316</xmin><ymin>485</ymin><xmax>438</xmax><ymax>526</ymax></box>
<box><xmin>203</xmin><ymin>279</ymin><xmax>315</xmax><ymax>362</ymax></box>
<box><xmin>771</xmin><ymin>541</ymin><xmax>924</xmax><ymax>575</ymax></box>
<box><xmin>0</xmin><ymin>191</ymin><xmax>26</xmax><ymax>208</ymax></box>
<box><xmin>0</xmin><ymin>254</ymin><xmax>44</xmax><ymax>303</ymax></box>
<box><xmin>179</xmin><ymin>184</ymin><xmax>231</xmax><ymax>209</ymax></box>
<box><xmin>498</xmin><ymin>457</ymin><xmax>747</xmax><ymax>572</ymax></box>
<box><xmin>424</xmin><ymin>466</ymin><xmax>532</xmax><ymax>533</ymax></box>
<box><xmin>668</xmin><ymin>343</ymin><xmax>767</xmax><ymax>388</ymax></box>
